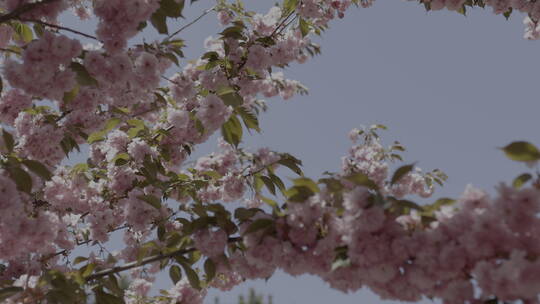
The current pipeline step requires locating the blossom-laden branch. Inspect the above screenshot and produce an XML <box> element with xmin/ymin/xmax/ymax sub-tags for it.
<box><xmin>0</xmin><ymin>0</ymin><xmax>60</xmax><ymax>24</ymax></box>
<box><xmin>20</xmin><ymin>18</ymin><xmax>99</xmax><ymax>41</ymax></box>
<box><xmin>85</xmin><ymin>237</ymin><xmax>241</xmax><ymax>281</ymax></box>
<box><xmin>0</xmin><ymin>0</ymin><xmax>540</xmax><ymax>304</ymax></box>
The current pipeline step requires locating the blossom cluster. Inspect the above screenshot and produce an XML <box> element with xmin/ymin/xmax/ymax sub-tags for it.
<box><xmin>0</xmin><ymin>0</ymin><xmax>539</xmax><ymax>304</ymax></box>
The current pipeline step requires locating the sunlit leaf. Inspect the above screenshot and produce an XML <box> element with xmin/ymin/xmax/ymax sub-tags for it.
<box><xmin>169</xmin><ymin>265</ymin><xmax>182</xmax><ymax>284</ymax></box>
<box><xmin>7</xmin><ymin>166</ymin><xmax>32</xmax><ymax>194</ymax></box>
<box><xmin>221</xmin><ymin>115</ymin><xmax>243</xmax><ymax>147</ymax></box>
<box><xmin>390</xmin><ymin>164</ymin><xmax>415</xmax><ymax>186</ymax></box>
<box><xmin>513</xmin><ymin>173</ymin><xmax>532</xmax><ymax>189</ymax></box>
<box><xmin>502</xmin><ymin>141</ymin><xmax>540</xmax><ymax>162</ymax></box>
<box><xmin>345</xmin><ymin>172</ymin><xmax>378</xmax><ymax>190</ymax></box>
<box><xmin>204</xmin><ymin>259</ymin><xmax>216</xmax><ymax>282</ymax></box>
<box><xmin>70</xmin><ymin>62</ymin><xmax>98</xmax><ymax>86</ymax></box>
<box><xmin>244</xmin><ymin>218</ymin><xmax>274</xmax><ymax>234</ymax></box>
<box><xmin>137</xmin><ymin>194</ymin><xmax>162</xmax><ymax>209</ymax></box>
<box><xmin>22</xmin><ymin>159</ymin><xmax>52</xmax><ymax>180</ymax></box>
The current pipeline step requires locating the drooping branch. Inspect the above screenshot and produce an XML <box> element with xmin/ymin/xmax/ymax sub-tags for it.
<box><xmin>20</xmin><ymin>18</ymin><xmax>99</xmax><ymax>41</ymax></box>
<box><xmin>85</xmin><ymin>237</ymin><xmax>241</xmax><ymax>281</ymax></box>
<box><xmin>0</xmin><ymin>0</ymin><xmax>60</xmax><ymax>24</ymax></box>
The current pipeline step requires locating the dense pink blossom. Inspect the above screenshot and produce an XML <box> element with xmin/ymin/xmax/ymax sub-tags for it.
<box><xmin>0</xmin><ymin>0</ymin><xmax>539</xmax><ymax>303</ymax></box>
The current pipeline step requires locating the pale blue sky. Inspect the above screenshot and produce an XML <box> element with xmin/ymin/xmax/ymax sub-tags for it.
<box><xmin>63</xmin><ymin>1</ymin><xmax>540</xmax><ymax>303</ymax></box>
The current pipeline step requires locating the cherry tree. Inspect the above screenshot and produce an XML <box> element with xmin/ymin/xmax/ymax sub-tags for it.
<box><xmin>0</xmin><ymin>0</ymin><xmax>539</xmax><ymax>303</ymax></box>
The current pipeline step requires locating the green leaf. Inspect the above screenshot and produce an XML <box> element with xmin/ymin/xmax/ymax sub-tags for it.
<box><xmin>260</xmin><ymin>175</ymin><xmax>276</xmax><ymax>195</ymax></box>
<box><xmin>71</xmin><ymin>163</ymin><xmax>89</xmax><ymax>175</ymax></box>
<box><xmin>284</xmin><ymin>185</ymin><xmax>314</xmax><ymax>202</ymax></box>
<box><xmin>221</xmin><ymin>115</ymin><xmax>243</xmax><ymax>147</ymax></box>
<box><xmin>219</xmin><ymin>92</ymin><xmax>243</xmax><ymax>107</ymax></box>
<box><xmin>204</xmin><ymin>259</ymin><xmax>216</xmax><ymax>282</ymax></box>
<box><xmin>503</xmin><ymin>7</ymin><xmax>512</xmax><ymax>20</ymax></box>
<box><xmin>299</xmin><ymin>18</ymin><xmax>310</xmax><ymax>37</ymax></box>
<box><xmin>200</xmin><ymin>170</ymin><xmax>222</xmax><ymax>179</ymax></box>
<box><xmin>220</xmin><ymin>26</ymin><xmax>245</xmax><ymax>39</ymax></box>
<box><xmin>2</xmin><ymin>129</ymin><xmax>14</xmax><ymax>152</ymax></box>
<box><xmin>111</xmin><ymin>152</ymin><xmax>130</xmax><ymax>166</ymax></box>
<box><xmin>70</xmin><ymin>62</ymin><xmax>98</xmax><ymax>86</ymax></box>
<box><xmin>236</xmin><ymin>107</ymin><xmax>260</xmax><ymax>132</ymax></box>
<box><xmin>137</xmin><ymin>194</ymin><xmax>162</xmax><ymax>209</ymax></box>
<box><xmin>423</xmin><ymin>198</ymin><xmax>456</xmax><ymax>214</ymax></box>
<box><xmin>137</xmin><ymin>21</ymin><xmax>148</xmax><ymax>31</ymax></box>
<box><xmin>216</xmin><ymin>86</ymin><xmax>235</xmax><ymax>96</ymax></box>
<box><xmin>112</xmin><ymin>106</ymin><xmax>131</xmax><ymax>115</ymax></box>
<box><xmin>14</xmin><ymin>22</ymin><xmax>33</xmax><ymax>43</ymax></box>
<box><xmin>391</xmin><ymin>164</ymin><xmax>415</xmax><ymax>186</ymax></box>
<box><xmin>513</xmin><ymin>173</ymin><xmax>532</xmax><ymax>189</ymax></box>
<box><xmin>163</xmin><ymin>52</ymin><xmax>180</xmax><ymax>66</ymax></box>
<box><xmin>345</xmin><ymin>172</ymin><xmax>378</xmax><ymax>190</ymax></box>
<box><xmin>60</xmin><ymin>135</ymin><xmax>80</xmax><ymax>156</ymax></box>
<box><xmin>169</xmin><ymin>265</ymin><xmax>182</xmax><ymax>284</ymax></box>
<box><xmin>103</xmin><ymin>275</ymin><xmax>124</xmax><ymax>298</ymax></box>
<box><xmin>87</xmin><ymin>117</ymin><xmax>122</xmax><ymax>144</ymax></box>
<box><xmin>501</xmin><ymin>141</ymin><xmax>540</xmax><ymax>162</ymax></box>
<box><xmin>7</xmin><ymin>166</ymin><xmax>32</xmax><ymax>194</ymax></box>
<box><xmin>94</xmin><ymin>289</ymin><xmax>124</xmax><ymax>304</ymax></box>
<box><xmin>293</xmin><ymin>177</ymin><xmax>319</xmax><ymax>193</ymax></box>
<box><xmin>278</xmin><ymin>154</ymin><xmax>303</xmax><ymax>175</ymax></box>
<box><xmin>331</xmin><ymin>258</ymin><xmax>351</xmax><ymax>271</ymax></box>
<box><xmin>392</xmin><ymin>199</ymin><xmax>424</xmax><ymax>211</ymax></box>
<box><xmin>0</xmin><ymin>287</ymin><xmax>23</xmax><ymax>302</ymax></box>
<box><xmin>63</xmin><ymin>84</ymin><xmax>79</xmax><ymax>104</ymax></box>
<box><xmin>268</xmin><ymin>174</ymin><xmax>286</xmax><ymax>192</ymax></box>
<box><xmin>244</xmin><ymin>218</ymin><xmax>274</xmax><ymax>235</ymax></box>
<box><xmin>160</xmin><ymin>0</ymin><xmax>184</xmax><ymax>18</ymax></box>
<box><xmin>73</xmin><ymin>256</ymin><xmax>88</xmax><ymax>265</ymax></box>
<box><xmin>319</xmin><ymin>178</ymin><xmax>343</xmax><ymax>192</ymax></box>
<box><xmin>81</xmin><ymin>263</ymin><xmax>96</xmax><ymax>278</ymax></box>
<box><xmin>283</xmin><ymin>0</ymin><xmax>298</xmax><ymax>15</ymax></box>
<box><xmin>260</xmin><ymin>196</ymin><xmax>279</xmax><ymax>209</ymax></box>
<box><xmin>150</xmin><ymin>11</ymin><xmax>168</xmax><ymax>34</ymax></box>
<box><xmin>234</xmin><ymin>208</ymin><xmax>259</xmax><ymax>221</ymax></box>
<box><xmin>22</xmin><ymin>159</ymin><xmax>52</xmax><ymax>180</ymax></box>
<box><xmin>370</xmin><ymin>124</ymin><xmax>387</xmax><ymax>130</ymax></box>
<box><xmin>33</xmin><ymin>23</ymin><xmax>44</xmax><ymax>37</ymax></box>
<box><xmin>180</xmin><ymin>263</ymin><xmax>201</xmax><ymax>290</ymax></box>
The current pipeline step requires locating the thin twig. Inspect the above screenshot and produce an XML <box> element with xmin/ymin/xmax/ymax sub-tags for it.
<box><xmin>166</xmin><ymin>6</ymin><xmax>216</xmax><ymax>40</ymax></box>
<box><xmin>86</xmin><ymin>237</ymin><xmax>241</xmax><ymax>281</ymax></box>
<box><xmin>270</xmin><ymin>9</ymin><xmax>296</xmax><ymax>38</ymax></box>
<box><xmin>243</xmin><ymin>159</ymin><xmax>282</xmax><ymax>178</ymax></box>
<box><xmin>42</xmin><ymin>225</ymin><xmax>131</xmax><ymax>262</ymax></box>
<box><xmin>0</xmin><ymin>0</ymin><xmax>59</xmax><ymax>24</ymax></box>
<box><xmin>161</xmin><ymin>75</ymin><xmax>179</xmax><ymax>85</ymax></box>
<box><xmin>21</xmin><ymin>18</ymin><xmax>99</xmax><ymax>41</ymax></box>
<box><xmin>276</xmin><ymin>15</ymin><xmax>298</xmax><ymax>36</ymax></box>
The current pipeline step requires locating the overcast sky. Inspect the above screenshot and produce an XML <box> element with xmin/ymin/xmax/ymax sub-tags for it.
<box><xmin>64</xmin><ymin>1</ymin><xmax>540</xmax><ymax>303</ymax></box>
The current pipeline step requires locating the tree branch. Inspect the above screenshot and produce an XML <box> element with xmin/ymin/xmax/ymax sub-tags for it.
<box><xmin>0</xmin><ymin>0</ymin><xmax>60</xmax><ymax>24</ymax></box>
<box><xmin>270</xmin><ymin>9</ymin><xmax>296</xmax><ymax>38</ymax></box>
<box><xmin>86</xmin><ymin>237</ymin><xmax>241</xmax><ymax>281</ymax></box>
<box><xmin>20</xmin><ymin>18</ymin><xmax>99</xmax><ymax>41</ymax></box>
<box><xmin>166</xmin><ymin>6</ymin><xmax>216</xmax><ymax>40</ymax></box>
